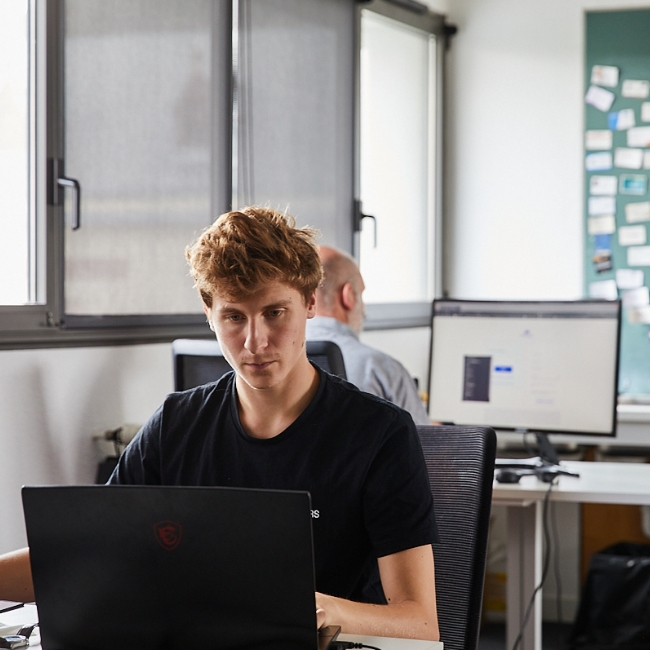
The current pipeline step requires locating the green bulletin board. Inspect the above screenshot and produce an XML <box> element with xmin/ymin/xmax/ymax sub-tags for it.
<box><xmin>585</xmin><ymin>9</ymin><xmax>650</xmax><ymax>396</ymax></box>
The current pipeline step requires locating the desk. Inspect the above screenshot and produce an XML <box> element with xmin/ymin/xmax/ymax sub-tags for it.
<box><xmin>1</xmin><ymin>605</ymin><xmax>443</xmax><ymax>650</ymax></box>
<box><xmin>492</xmin><ymin>460</ymin><xmax>650</xmax><ymax>650</ymax></box>
<box><xmin>339</xmin><ymin>633</ymin><xmax>442</xmax><ymax>649</ymax></box>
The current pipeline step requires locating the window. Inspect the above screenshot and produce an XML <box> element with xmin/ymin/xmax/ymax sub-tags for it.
<box><xmin>357</xmin><ymin>0</ymin><xmax>446</xmax><ymax>329</ymax></box>
<box><xmin>2</xmin><ymin>0</ymin><xmax>232</xmax><ymax>346</ymax></box>
<box><xmin>234</xmin><ymin>0</ymin><xmax>355</xmax><ymax>246</ymax></box>
<box><xmin>0</xmin><ymin>0</ymin><xmax>448</xmax><ymax>347</ymax></box>
<box><xmin>0</xmin><ymin>1</ymin><xmax>38</xmax><ymax>307</ymax></box>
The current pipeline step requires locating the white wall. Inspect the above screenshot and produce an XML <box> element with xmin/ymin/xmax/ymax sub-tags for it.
<box><xmin>443</xmin><ymin>0</ymin><xmax>650</xmax><ymax>621</ymax></box>
<box><xmin>445</xmin><ymin>0</ymin><xmax>650</xmax><ymax>301</ymax></box>
<box><xmin>0</xmin><ymin>344</ymin><xmax>173</xmax><ymax>554</ymax></box>
<box><xmin>360</xmin><ymin>327</ymin><xmax>431</xmax><ymax>391</ymax></box>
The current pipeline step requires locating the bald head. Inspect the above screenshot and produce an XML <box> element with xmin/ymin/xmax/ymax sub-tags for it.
<box><xmin>316</xmin><ymin>246</ymin><xmax>365</xmax><ymax>333</ymax></box>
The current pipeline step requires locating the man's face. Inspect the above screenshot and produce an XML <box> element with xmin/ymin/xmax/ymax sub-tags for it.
<box><xmin>204</xmin><ymin>283</ymin><xmax>316</xmax><ymax>391</ymax></box>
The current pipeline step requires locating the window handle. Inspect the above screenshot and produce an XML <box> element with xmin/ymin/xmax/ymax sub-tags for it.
<box><xmin>57</xmin><ymin>177</ymin><xmax>81</xmax><ymax>230</ymax></box>
<box><xmin>49</xmin><ymin>159</ymin><xmax>81</xmax><ymax>231</ymax></box>
<box><xmin>353</xmin><ymin>199</ymin><xmax>377</xmax><ymax>248</ymax></box>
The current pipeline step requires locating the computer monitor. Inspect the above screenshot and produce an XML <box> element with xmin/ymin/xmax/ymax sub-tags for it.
<box><xmin>172</xmin><ymin>338</ymin><xmax>347</xmax><ymax>391</ymax></box>
<box><xmin>428</xmin><ymin>300</ymin><xmax>621</xmax><ymax>444</ymax></box>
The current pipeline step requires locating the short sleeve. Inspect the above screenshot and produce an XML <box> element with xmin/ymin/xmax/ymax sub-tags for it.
<box><xmin>362</xmin><ymin>413</ymin><xmax>438</xmax><ymax>558</ymax></box>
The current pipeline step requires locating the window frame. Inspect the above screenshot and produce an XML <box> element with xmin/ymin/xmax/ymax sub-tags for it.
<box><xmin>0</xmin><ymin>0</ymin><xmax>451</xmax><ymax>349</ymax></box>
<box><xmin>354</xmin><ymin>0</ymin><xmax>448</xmax><ymax>331</ymax></box>
<box><xmin>0</xmin><ymin>0</ymin><xmax>230</xmax><ymax>349</ymax></box>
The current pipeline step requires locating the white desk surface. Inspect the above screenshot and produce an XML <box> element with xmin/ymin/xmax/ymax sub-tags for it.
<box><xmin>339</xmin><ymin>633</ymin><xmax>442</xmax><ymax>649</ymax></box>
<box><xmin>2</xmin><ymin>605</ymin><xmax>443</xmax><ymax>650</ymax></box>
<box><xmin>493</xmin><ymin>460</ymin><xmax>650</xmax><ymax>505</ymax></box>
<box><xmin>493</xmin><ymin>459</ymin><xmax>650</xmax><ymax>650</ymax></box>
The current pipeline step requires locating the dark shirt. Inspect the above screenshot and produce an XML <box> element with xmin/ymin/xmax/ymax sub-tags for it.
<box><xmin>109</xmin><ymin>368</ymin><xmax>437</xmax><ymax>603</ymax></box>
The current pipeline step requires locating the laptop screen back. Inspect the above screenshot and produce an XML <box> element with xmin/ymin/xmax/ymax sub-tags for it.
<box><xmin>23</xmin><ymin>485</ymin><xmax>318</xmax><ymax>650</ymax></box>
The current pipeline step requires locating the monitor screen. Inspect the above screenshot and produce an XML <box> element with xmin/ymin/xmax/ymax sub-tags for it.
<box><xmin>428</xmin><ymin>300</ymin><xmax>621</xmax><ymax>437</ymax></box>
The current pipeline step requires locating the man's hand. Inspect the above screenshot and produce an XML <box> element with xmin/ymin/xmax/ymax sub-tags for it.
<box><xmin>314</xmin><ymin>545</ymin><xmax>438</xmax><ymax>641</ymax></box>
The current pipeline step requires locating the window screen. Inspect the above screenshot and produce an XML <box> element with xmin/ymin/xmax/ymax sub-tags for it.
<box><xmin>235</xmin><ymin>0</ymin><xmax>355</xmax><ymax>247</ymax></box>
<box><xmin>62</xmin><ymin>0</ymin><xmax>230</xmax><ymax>318</ymax></box>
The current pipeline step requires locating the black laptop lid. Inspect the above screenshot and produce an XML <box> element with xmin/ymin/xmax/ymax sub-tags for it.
<box><xmin>23</xmin><ymin>485</ymin><xmax>318</xmax><ymax>650</ymax></box>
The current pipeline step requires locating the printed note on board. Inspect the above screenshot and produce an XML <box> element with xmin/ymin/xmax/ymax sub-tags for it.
<box><xmin>590</xmin><ymin>175</ymin><xmax>618</xmax><ymax>195</ymax></box>
<box><xmin>625</xmin><ymin>201</ymin><xmax>650</xmax><ymax>222</ymax></box>
<box><xmin>591</xmin><ymin>65</ymin><xmax>619</xmax><ymax>87</ymax></box>
<box><xmin>615</xmin><ymin>148</ymin><xmax>644</xmax><ymax>169</ymax></box>
<box><xmin>588</xmin><ymin>215</ymin><xmax>616</xmax><ymax>235</ymax></box>
<box><xmin>616</xmin><ymin>268</ymin><xmax>644</xmax><ymax>289</ymax></box>
<box><xmin>586</xmin><ymin>152</ymin><xmax>613</xmax><ymax>171</ymax></box>
<box><xmin>609</xmin><ymin>109</ymin><xmax>636</xmax><ymax>130</ymax></box>
<box><xmin>589</xmin><ymin>279</ymin><xmax>618</xmax><ymax>300</ymax></box>
<box><xmin>586</xmin><ymin>130</ymin><xmax>613</xmax><ymax>150</ymax></box>
<box><xmin>622</xmin><ymin>79</ymin><xmax>650</xmax><ymax>99</ymax></box>
<box><xmin>627</xmin><ymin>126</ymin><xmax>650</xmax><ymax>148</ymax></box>
<box><xmin>619</xmin><ymin>225</ymin><xmax>648</xmax><ymax>246</ymax></box>
<box><xmin>588</xmin><ymin>196</ymin><xmax>616</xmax><ymax>215</ymax></box>
<box><xmin>619</xmin><ymin>174</ymin><xmax>648</xmax><ymax>195</ymax></box>
<box><xmin>628</xmin><ymin>245</ymin><xmax>650</xmax><ymax>265</ymax></box>
<box><xmin>628</xmin><ymin>305</ymin><xmax>650</xmax><ymax>324</ymax></box>
<box><xmin>643</xmin><ymin>103</ymin><xmax>650</xmax><ymax>122</ymax></box>
<box><xmin>622</xmin><ymin>286</ymin><xmax>650</xmax><ymax>307</ymax></box>
<box><xmin>586</xmin><ymin>85</ymin><xmax>616</xmax><ymax>111</ymax></box>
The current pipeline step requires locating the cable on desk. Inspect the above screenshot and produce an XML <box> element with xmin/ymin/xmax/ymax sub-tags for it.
<box><xmin>331</xmin><ymin>642</ymin><xmax>382</xmax><ymax>650</ymax></box>
<box><xmin>510</xmin><ymin>476</ymin><xmax>557</xmax><ymax>650</ymax></box>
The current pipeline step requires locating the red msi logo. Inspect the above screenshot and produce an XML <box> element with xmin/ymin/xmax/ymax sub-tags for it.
<box><xmin>153</xmin><ymin>520</ymin><xmax>183</xmax><ymax>551</ymax></box>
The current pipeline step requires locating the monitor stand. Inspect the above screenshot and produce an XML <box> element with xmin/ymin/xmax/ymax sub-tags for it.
<box><xmin>535</xmin><ymin>432</ymin><xmax>560</xmax><ymax>466</ymax></box>
<box><xmin>495</xmin><ymin>432</ymin><xmax>580</xmax><ymax>482</ymax></box>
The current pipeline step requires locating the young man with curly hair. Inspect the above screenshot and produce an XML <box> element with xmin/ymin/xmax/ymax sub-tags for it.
<box><xmin>0</xmin><ymin>207</ymin><xmax>439</xmax><ymax>641</ymax></box>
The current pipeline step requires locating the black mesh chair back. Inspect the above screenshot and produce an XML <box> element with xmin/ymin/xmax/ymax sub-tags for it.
<box><xmin>303</xmin><ymin>340</ymin><xmax>346</xmax><ymax>380</ymax></box>
<box><xmin>417</xmin><ymin>425</ymin><xmax>496</xmax><ymax>650</ymax></box>
<box><xmin>172</xmin><ymin>338</ymin><xmax>346</xmax><ymax>391</ymax></box>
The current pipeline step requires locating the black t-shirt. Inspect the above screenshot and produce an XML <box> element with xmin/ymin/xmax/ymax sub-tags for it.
<box><xmin>109</xmin><ymin>367</ymin><xmax>437</xmax><ymax>604</ymax></box>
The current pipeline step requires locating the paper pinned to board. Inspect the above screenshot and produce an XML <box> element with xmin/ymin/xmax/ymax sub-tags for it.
<box><xmin>622</xmin><ymin>79</ymin><xmax>650</xmax><ymax>99</ymax></box>
<box><xmin>590</xmin><ymin>175</ymin><xmax>618</xmax><ymax>195</ymax></box>
<box><xmin>609</xmin><ymin>108</ymin><xmax>636</xmax><ymax>130</ymax></box>
<box><xmin>627</xmin><ymin>126</ymin><xmax>650</xmax><ymax>148</ymax></box>
<box><xmin>615</xmin><ymin>147</ymin><xmax>644</xmax><ymax>169</ymax></box>
<box><xmin>625</xmin><ymin>201</ymin><xmax>650</xmax><ymax>223</ymax></box>
<box><xmin>622</xmin><ymin>286</ymin><xmax>650</xmax><ymax>307</ymax></box>
<box><xmin>589</xmin><ymin>279</ymin><xmax>618</xmax><ymax>300</ymax></box>
<box><xmin>591</xmin><ymin>65</ymin><xmax>619</xmax><ymax>88</ymax></box>
<box><xmin>586</xmin><ymin>152</ymin><xmax>613</xmax><ymax>171</ymax></box>
<box><xmin>586</xmin><ymin>85</ymin><xmax>616</xmax><ymax>112</ymax></box>
<box><xmin>642</xmin><ymin>102</ymin><xmax>650</xmax><ymax>122</ymax></box>
<box><xmin>628</xmin><ymin>305</ymin><xmax>650</xmax><ymax>324</ymax></box>
<box><xmin>644</xmin><ymin>151</ymin><xmax>650</xmax><ymax>169</ymax></box>
<box><xmin>628</xmin><ymin>245</ymin><xmax>650</xmax><ymax>266</ymax></box>
<box><xmin>588</xmin><ymin>196</ymin><xmax>616</xmax><ymax>216</ymax></box>
<box><xmin>618</xmin><ymin>224</ymin><xmax>647</xmax><ymax>246</ymax></box>
<box><xmin>586</xmin><ymin>130</ymin><xmax>613</xmax><ymax>150</ymax></box>
<box><xmin>588</xmin><ymin>215</ymin><xmax>616</xmax><ymax>235</ymax></box>
<box><xmin>619</xmin><ymin>174</ymin><xmax>648</xmax><ymax>195</ymax></box>
<box><xmin>616</xmin><ymin>268</ymin><xmax>644</xmax><ymax>289</ymax></box>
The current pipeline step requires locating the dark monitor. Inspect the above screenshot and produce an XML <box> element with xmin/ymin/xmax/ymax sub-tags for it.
<box><xmin>428</xmin><ymin>299</ymin><xmax>621</xmax><ymax>439</ymax></box>
<box><xmin>172</xmin><ymin>338</ymin><xmax>346</xmax><ymax>391</ymax></box>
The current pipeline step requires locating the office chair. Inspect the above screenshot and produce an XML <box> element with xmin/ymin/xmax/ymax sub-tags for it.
<box><xmin>172</xmin><ymin>338</ymin><xmax>346</xmax><ymax>391</ymax></box>
<box><xmin>417</xmin><ymin>425</ymin><xmax>497</xmax><ymax>650</ymax></box>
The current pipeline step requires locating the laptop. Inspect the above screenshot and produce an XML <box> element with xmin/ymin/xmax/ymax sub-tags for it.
<box><xmin>22</xmin><ymin>485</ymin><xmax>341</xmax><ymax>650</ymax></box>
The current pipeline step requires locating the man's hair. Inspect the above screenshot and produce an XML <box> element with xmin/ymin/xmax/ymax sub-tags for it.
<box><xmin>186</xmin><ymin>206</ymin><xmax>322</xmax><ymax>307</ymax></box>
<box><xmin>317</xmin><ymin>247</ymin><xmax>362</xmax><ymax>310</ymax></box>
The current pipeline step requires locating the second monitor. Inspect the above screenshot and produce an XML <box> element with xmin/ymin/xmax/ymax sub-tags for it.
<box><xmin>428</xmin><ymin>299</ymin><xmax>621</xmax><ymax>439</ymax></box>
